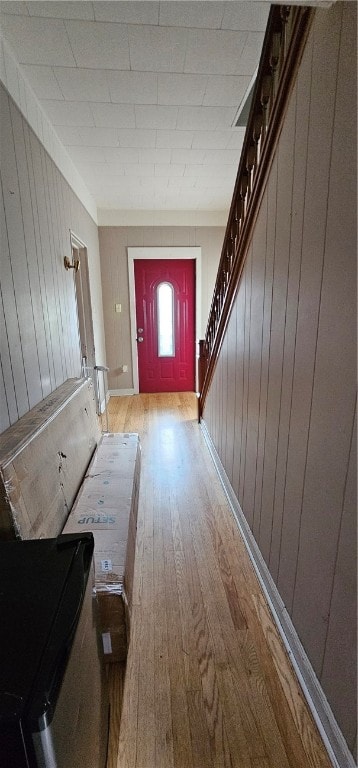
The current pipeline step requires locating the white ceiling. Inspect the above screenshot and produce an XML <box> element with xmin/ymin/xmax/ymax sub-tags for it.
<box><xmin>0</xmin><ymin>1</ymin><xmax>270</xmax><ymax>213</ymax></box>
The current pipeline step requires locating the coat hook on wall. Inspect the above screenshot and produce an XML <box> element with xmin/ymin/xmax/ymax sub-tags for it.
<box><xmin>64</xmin><ymin>255</ymin><xmax>80</xmax><ymax>272</ymax></box>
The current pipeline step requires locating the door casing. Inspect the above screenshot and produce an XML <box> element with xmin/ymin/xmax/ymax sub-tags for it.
<box><xmin>128</xmin><ymin>247</ymin><xmax>202</xmax><ymax>394</ymax></box>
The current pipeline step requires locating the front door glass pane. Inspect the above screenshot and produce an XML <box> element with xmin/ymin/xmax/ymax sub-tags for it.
<box><xmin>157</xmin><ymin>282</ymin><xmax>175</xmax><ymax>357</ymax></box>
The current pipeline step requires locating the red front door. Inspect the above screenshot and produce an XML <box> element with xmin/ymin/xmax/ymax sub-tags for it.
<box><xmin>134</xmin><ymin>259</ymin><xmax>195</xmax><ymax>393</ymax></box>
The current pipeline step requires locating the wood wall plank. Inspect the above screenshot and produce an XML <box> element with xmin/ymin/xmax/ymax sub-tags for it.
<box><xmin>238</xmin><ymin>248</ymin><xmax>252</xmax><ymax>505</ymax></box>
<box><xmin>231</xmin><ymin>268</ymin><xmax>246</xmax><ymax>500</ymax></box>
<box><xmin>242</xmin><ymin>210</ymin><xmax>266</xmax><ymax>529</ymax></box>
<box><xmin>320</xmin><ymin>408</ymin><xmax>357</xmax><ymax>751</ymax></box>
<box><xmin>0</xmin><ymin>356</ymin><xmax>10</xmax><ymax>432</ymax></box>
<box><xmin>0</xmin><ymin>82</ymin><xmax>104</xmax><ymax>431</ymax></box>
<box><xmin>202</xmin><ymin>2</ymin><xmax>356</xmax><ymax>752</ymax></box>
<box><xmin>0</xmin><ymin>142</ymin><xmax>29</xmax><ymax>417</ymax></box>
<box><xmin>225</xmin><ymin>294</ymin><xmax>237</xmax><ymax>485</ymax></box>
<box><xmin>254</xmin><ymin>161</ymin><xmax>277</xmax><ymax>542</ymax></box>
<box><xmin>0</xmin><ymin>188</ymin><xmax>19</xmax><ymax>425</ymax></box>
<box><xmin>10</xmin><ymin>103</ymin><xmax>49</xmax><ymax>402</ymax></box>
<box><xmin>283</xmin><ymin>1</ymin><xmax>342</xmax><ymax>672</ymax></box>
<box><xmin>277</xmin><ymin>8</ymin><xmax>340</xmax><ymax>623</ymax></box>
<box><xmin>318</xmin><ymin>9</ymin><xmax>357</xmax><ymax>748</ymax></box>
<box><xmin>266</xmin><ymin>94</ymin><xmax>296</xmax><ymax>580</ymax></box>
<box><xmin>292</xmin><ymin>0</ymin><xmax>356</xmax><ymax>679</ymax></box>
<box><xmin>259</xmin><ymin>102</ymin><xmax>294</xmax><ymax>567</ymax></box>
<box><xmin>274</xmin><ymin>43</ymin><xmax>311</xmax><ymax>593</ymax></box>
<box><xmin>24</xmin><ymin>124</ymin><xmax>54</xmax><ymax>396</ymax></box>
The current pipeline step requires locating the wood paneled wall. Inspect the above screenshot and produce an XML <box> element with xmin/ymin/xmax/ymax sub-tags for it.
<box><xmin>0</xmin><ymin>84</ymin><xmax>106</xmax><ymax>433</ymax></box>
<box><xmin>98</xmin><ymin>225</ymin><xmax>224</xmax><ymax>391</ymax></box>
<box><xmin>203</xmin><ymin>2</ymin><xmax>357</xmax><ymax>754</ymax></box>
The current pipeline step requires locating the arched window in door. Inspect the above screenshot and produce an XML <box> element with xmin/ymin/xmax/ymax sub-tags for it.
<box><xmin>157</xmin><ymin>281</ymin><xmax>175</xmax><ymax>357</ymax></box>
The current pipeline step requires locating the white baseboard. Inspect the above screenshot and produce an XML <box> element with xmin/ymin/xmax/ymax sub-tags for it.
<box><xmin>108</xmin><ymin>389</ymin><xmax>136</xmax><ymax>397</ymax></box>
<box><xmin>200</xmin><ymin>418</ymin><xmax>355</xmax><ymax>768</ymax></box>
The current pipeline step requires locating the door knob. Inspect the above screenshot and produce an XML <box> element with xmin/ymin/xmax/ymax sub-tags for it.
<box><xmin>137</xmin><ymin>336</ymin><xmax>144</xmax><ymax>342</ymax></box>
<box><xmin>137</xmin><ymin>327</ymin><xmax>144</xmax><ymax>333</ymax></box>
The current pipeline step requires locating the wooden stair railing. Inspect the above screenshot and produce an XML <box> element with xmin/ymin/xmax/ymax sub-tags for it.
<box><xmin>198</xmin><ymin>4</ymin><xmax>314</xmax><ymax>420</ymax></box>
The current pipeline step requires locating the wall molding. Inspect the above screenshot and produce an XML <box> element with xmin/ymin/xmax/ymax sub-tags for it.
<box><xmin>200</xmin><ymin>417</ymin><xmax>355</xmax><ymax>768</ymax></box>
<box><xmin>108</xmin><ymin>389</ymin><xmax>136</xmax><ymax>397</ymax></box>
<box><xmin>98</xmin><ymin>209</ymin><xmax>228</xmax><ymax>227</ymax></box>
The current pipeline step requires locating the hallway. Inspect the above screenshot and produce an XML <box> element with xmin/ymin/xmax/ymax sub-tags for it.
<box><xmin>105</xmin><ymin>393</ymin><xmax>331</xmax><ymax>768</ymax></box>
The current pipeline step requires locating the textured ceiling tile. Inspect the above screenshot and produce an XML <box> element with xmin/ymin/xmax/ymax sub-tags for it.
<box><xmin>184</xmin><ymin>28</ymin><xmax>247</xmax><ymax>75</ymax></box>
<box><xmin>0</xmin><ymin>1</ymin><xmax>266</xmax><ymax>212</ymax></box>
<box><xmin>124</xmin><ymin>164</ymin><xmax>155</xmax><ymax>177</ymax></box>
<box><xmin>21</xmin><ymin>64</ymin><xmax>64</xmax><ymax>100</ymax></box>
<box><xmin>66</xmin><ymin>146</ymin><xmax>108</xmax><ymax>163</ymax></box>
<box><xmin>107</xmin><ymin>70</ymin><xmax>157</xmax><ymax>104</ymax></box>
<box><xmin>158</xmin><ymin>73</ymin><xmax>207</xmax><ymax>106</ymax></box>
<box><xmin>159</xmin><ymin>1</ymin><xmax>224</xmax><ymax>29</ymax></box>
<box><xmin>54</xmin><ymin>67</ymin><xmax>110</xmax><ymax>102</ymax></box>
<box><xmin>0</xmin><ymin>15</ymin><xmax>76</xmax><ymax>66</ymax></box>
<box><xmin>171</xmin><ymin>148</ymin><xmax>206</xmax><ymax>165</ymax></box>
<box><xmin>135</xmin><ymin>105</ymin><xmax>178</xmax><ymax>129</ymax></box>
<box><xmin>191</xmin><ymin>130</ymin><xmax>233</xmax><ymax>149</ymax></box>
<box><xmin>156</xmin><ymin>130</ymin><xmax>193</xmax><ymax>149</ymax></box>
<box><xmin>103</xmin><ymin>147</ymin><xmax>139</xmax><ymax>164</ymax></box>
<box><xmin>0</xmin><ymin>2</ymin><xmax>29</xmax><ymax>16</ymax></box>
<box><xmin>128</xmin><ymin>25</ymin><xmax>188</xmax><ymax>72</ymax></box>
<box><xmin>202</xmin><ymin>149</ymin><xmax>242</xmax><ymax>165</ymax></box>
<box><xmin>139</xmin><ymin>148</ymin><xmax>171</xmax><ymax>164</ymax></box>
<box><xmin>140</xmin><ymin>177</ymin><xmax>170</xmax><ymax>190</ymax></box>
<box><xmin>154</xmin><ymin>164</ymin><xmax>185</xmax><ymax>177</ymax></box>
<box><xmin>235</xmin><ymin>31</ymin><xmax>265</xmax><ymax>75</ymax></box>
<box><xmin>65</xmin><ymin>19</ymin><xmax>130</xmax><ymax>69</ymax></box>
<box><xmin>203</xmin><ymin>75</ymin><xmax>251</xmax><ymax>107</ymax></box>
<box><xmin>167</xmin><ymin>176</ymin><xmax>197</xmax><ymax>190</ymax></box>
<box><xmin>226</xmin><ymin>128</ymin><xmax>246</xmax><ymax>149</ymax></box>
<box><xmin>78</xmin><ymin>126</ymin><xmax>120</xmax><ymax>146</ymax></box>
<box><xmin>53</xmin><ymin>125</ymin><xmax>83</xmax><ymax>145</ymax></box>
<box><xmin>176</xmin><ymin>105</ymin><xmax>236</xmax><ymax>130</ymax></box>
<box><xmin>40</xmin><ymin>99</ymin><xmax>94</xmax><ymax>126</ymax></box>
<box><xmin>184</xmin><ymin>163</ymin><xmax>236</xmax><ymax>178</ymax></box>
<box><xmin>90</xmin><ymin>103</ymin><xmax>135</xmax><ymax>128</ymax></box>
<box><xmin>221</xmin><ymin>2</ymin><xmax>269</xmax><ymax>32</ymax></box>
<box><xmin>93</xmin><ymin>1</ymin><xmax>159</xmax><ymax>25</ymax></box>
<box><xmin>27</xmin><ymin>2</ymin><xmax>95</xmax><ymax>20</ymax></box>
<box><xmin>118</xmin><ymin>129</ymin><xmax>156</xmax><ymax>148</ymax></box>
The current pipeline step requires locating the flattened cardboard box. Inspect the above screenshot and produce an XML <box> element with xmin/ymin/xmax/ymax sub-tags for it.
<box><xmin>63</xmin><ymin>433</ymin><xmax>141</xmax><ymax>662</ymax></box>
<box><xmin>0</xmin><ymin>379</ymin><xmax>100</xmax><ymax>540</ymax></box>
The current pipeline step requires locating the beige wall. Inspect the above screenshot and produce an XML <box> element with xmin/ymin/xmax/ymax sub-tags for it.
<box><xmin>98</xmin><ymin>225</ymin><xmax>224</xmax><ymax>391</ymax></box>
<box><xmin>0</xmin><ymin>84</ymin><xmax>107</xmax><ymax>431</ymax></box>
<box><xmin>203</xmin><ymin>2</ymin><xmax>357</xmax><ymax>755</ymax></box>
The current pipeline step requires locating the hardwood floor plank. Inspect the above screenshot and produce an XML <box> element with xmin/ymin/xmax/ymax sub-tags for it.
<box><xmin>107</xmin><ymin>663</ymin><xmax>126</xmax><ymax>768</ymax></box>
<box><xmin>105</xmin><ymin>393</ymin><xmax>332</xmax><ymax>768</ymax></box>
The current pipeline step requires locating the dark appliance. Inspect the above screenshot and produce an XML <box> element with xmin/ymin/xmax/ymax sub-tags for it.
<box><xmin>0</xmin><ymin>533</ymin><xmax>109</xmax><ymax>768</ymax></box>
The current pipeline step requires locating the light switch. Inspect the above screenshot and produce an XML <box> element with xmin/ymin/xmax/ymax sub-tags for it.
<box><xmin>115</xmin><ymin>303</ymin><xmax>121</xmax><ymax>313</ymax></box>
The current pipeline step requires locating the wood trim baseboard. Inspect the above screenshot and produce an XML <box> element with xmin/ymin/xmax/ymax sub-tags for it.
<box><xmin>108</xmin><ymin>389</ymin><xmax>136</xmax><ymax>397</ymax></box>
<box><xmin>200</xmin><ymin>418</ymin><xmax>355</xmax><ymax>768</ymax></box>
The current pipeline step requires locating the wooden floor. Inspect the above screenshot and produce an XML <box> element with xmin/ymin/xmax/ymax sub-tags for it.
<box><xmin>106</xmin><ymin>392</ymin><xmax>331</xmax><ymax>768</ymax></box>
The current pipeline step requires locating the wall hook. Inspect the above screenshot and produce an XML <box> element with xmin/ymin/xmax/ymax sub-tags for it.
<box><xmin>64</xmin><ymin>256</ymin><xmax>80</xmax><ymax>272</ymax></box>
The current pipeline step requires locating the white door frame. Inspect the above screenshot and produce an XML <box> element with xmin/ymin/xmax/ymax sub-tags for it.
<box><xmin>128</xmin><ymin>247</ymin><xmax>202</xmax><ymax>394</ymax></box>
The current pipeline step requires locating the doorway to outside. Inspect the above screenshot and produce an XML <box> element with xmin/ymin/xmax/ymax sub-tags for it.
<box><xmin>134</xmin><ymin>259</ymin><xmax>195</xmax><ymax>393</ymax></box>
<box><xmin>128</xmin><ymin>248</ymin><xmax>202</xmax><ymax>394</ymax></box>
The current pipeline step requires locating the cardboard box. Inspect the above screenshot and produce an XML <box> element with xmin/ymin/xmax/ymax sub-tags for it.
<box><xmin>62</xmin><ymin>433</ymin><xmax>141</xmax><ymax>662</ymax></box>
<box><xmin>97</xmin><ymin>589</ymin><xmax>127</xmax><ymax>663</ymax></box>
<box><xmin>0</xmin><ymin>379</ymin><xmax>100</xmax><ymax>540</ymax></box>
